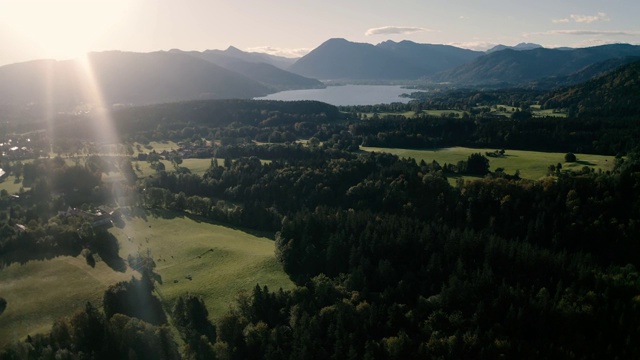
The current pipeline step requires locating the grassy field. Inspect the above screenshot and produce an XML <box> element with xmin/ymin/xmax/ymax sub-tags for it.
<box><xmin>180</xmin><ymin>158</ymin><xmax>217</xmax><ymax>176</ymax></box>
<box><xmin>0</xmin><ymin>176</ymin><xmax>24</xmax><ymax>194</ymax></box>
<box><xmin>109</xmin><ymin>211</ymin><xmax>293</xmax><ymax>319</ymax></box>
<box><xmin>357</xmin><ymin>106</ymin><xmax>566</xmax><ymax>120</ymax></box>
<box><xmin>361</xmin><ymin>146</ymin><xmax>616</xmax><ymax>181</ymax></box>
<box><xmin>135</xmin><ymin>141</ymin><xmax>180</xmax><ymax>154</ymax></box>
<box><xmin>360</xmin><ymin>110</ymin><xmax>466</xmax><ymax>119</ymax></box>
<box><xmin>0</xmin><ymin>210</ymin><xmax>292</xmax><ymax>347</ymax></box>
<box><xmin>0</xmin><ymin>255</ymin><xmax>136</xmax><ymax>346</ymax></box>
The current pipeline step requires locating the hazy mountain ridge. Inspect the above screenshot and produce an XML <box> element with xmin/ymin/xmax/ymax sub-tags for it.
<box><xmin>210</xmin><ymin>46</ymin><xmax>298</xmax><ymax>69</ymax></box>
<box><xmin>540</xmin><ymin>59</ymin><xmax>640</xmax><ymax>117</ymax></box>
<box><xmin>288</xmin><ymin>38</ymin><xmax>483</xmax><ymax>80</ymax></box>
<box><xmin>287</xmin><ymin>39</ymin><xmax>640</xmax><ymax>86</ymax></box>
<box><xmin>436</xmin><ymin>43</ymin><xmax>640</xmax><ymax>86</ymax></box>
<box><xmin>2</xmin><ymin>40</ymin><xmax>640</xmax><ymax>112</ymax></box>
<box><xmin>86</xmin><ymin>51</ymin><xmax>273</xmax><ymax>105</ymax></box>
<box><xmin>486</xmin><ymin>42</ymin><xmax>543</xmax><ymax>53</ymax></box>
<box><xmin>184</xmin><ymin>50</ymin><xmax>324</xmax><ymax>91</ymax></box>
<box><xmin>528</xmin><ymin>56</ymin><xmax>640</xmax><ymax>89</ymax></box>
<box><xmin>0</xmin><ymin>50</ymin><xmax>302</xmax><ymax>110</ymax></box>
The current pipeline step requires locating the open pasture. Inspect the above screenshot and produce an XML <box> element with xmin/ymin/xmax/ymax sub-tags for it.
<box><xmin>109</xmin><ymin>211</ymin><xmax>293</xmax><ymax>319</ymax></box>
<box><xmin>0</xmin><ymin>256</ymin><xmax>135</xmax><ymax>347</ymax></box>
<box><xmin>361</xmin><ymin>146</ymin><xmax>616</xmax><ymax>180</ymax></box>
<box><xmin>0</xmin><ymin>210</ymin><xmax>292</xmax><ymax>347</ymax></box>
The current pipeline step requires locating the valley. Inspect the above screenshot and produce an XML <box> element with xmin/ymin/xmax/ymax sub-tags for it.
<box><xmin>0</xmin><ymin>26</ymin><xmax>640</xmax><ymax>359</ymax></box>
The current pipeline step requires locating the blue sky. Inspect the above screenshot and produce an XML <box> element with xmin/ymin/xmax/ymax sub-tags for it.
<box><xmin>0</xmin><ymin>0</ymin><xmax>638</xmax><ymax>66</ymax></box>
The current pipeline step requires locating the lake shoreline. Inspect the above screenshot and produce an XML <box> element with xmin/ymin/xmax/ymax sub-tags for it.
<box><xmin>255</xmin><ymin>84</ymin><xmax>414</xmax><ymax>106</ymax></box>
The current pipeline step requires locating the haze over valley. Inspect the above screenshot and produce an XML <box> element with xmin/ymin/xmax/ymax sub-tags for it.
<box><xmin>1</xmin><ymin>1</ymin><xmax>640</xmax><ymax>359</ymax></box>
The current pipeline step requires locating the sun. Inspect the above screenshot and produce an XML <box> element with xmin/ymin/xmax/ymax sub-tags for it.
<box><xmin>0</xmin><ymin>0</ymin><xmax>132</xmax><ymax>60</ymax></box>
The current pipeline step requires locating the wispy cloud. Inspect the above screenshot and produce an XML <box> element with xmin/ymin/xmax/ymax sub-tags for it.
<box><xmin>365</xmin><ymin>26</ymin><xmax>432</xmax><ymax>36</ymax></box>
<box><xmin>245</xmin><ymin>46</ymin><xmax>311</xmax><ymax>58</ymax></box>
<box><xmin>553</xmin><ymin>12</ymin><xmax>610</xmax><ymax>24</ymax></box>
<box><xmin>528</xmin><ymin>29</ymin><xmax>640</xmax><ymax>37</ymax></box>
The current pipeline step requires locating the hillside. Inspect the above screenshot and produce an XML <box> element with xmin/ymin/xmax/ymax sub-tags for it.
<box><xmin>288</xmin><ymin>38</ymin><xmax>482</xmax><ymax>80</ymax></box>
<box><xmin>528</xmin><ymin>56</ymin><xmax>640</xmax><ymax>89</ymax></box>
<box><xmin>186</xmin><ymin>49</ymin><xmax>324</xmax><ymax>91</ymax></box>
<box><xmin>205</xmin><ymin>46</ymin><xmax>298</xmax><ymax>69</ymax></box>
<box><xmin>486</xmin><ymin>42</ymin><xmax>543</xmax><ymax>53</ymax></box>
<box><xmin>85</xmin><ymin>51</ymin><xmax>273</xmax><ymax>105</ymax></box>
<box><xmin>436</xmin><ymin>43</ymin><xmax>640</xmax><ymax>86</ymax></box>
<box><xmin>541</xmin><ymin>59</ymin><xmax>640</xmax><ymax>117</ymax></box>
<box><xmin>47</xmin><ymin>99</ymin><xmax>344</xmax><ymax>140</ymax></box>
<box><xmin>0</xmin><ymin>51</ymin><xmax>274</xmax><ymax>110</ymax></box>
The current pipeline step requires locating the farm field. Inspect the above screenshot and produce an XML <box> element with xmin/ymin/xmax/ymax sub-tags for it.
<box><xmin>0</xmin><ymin>255</ymin><xmax>135</xmax><ymax>347</ymax></box>
<box><xmin>109</xmin><ymin>211</ymin><xmax>293</xmax><ymax>319</ymax></box>
<box><xmin>358</xmin><ymin>105</ymin><xmax>567</xmax><ymax>120</ymax></box>
<box><xmin>0</xmin><ymin>176</ymin><xmax>24</xmax><ymax>194</ymax></box>
<box><xmin>360</xmin><ymin>110</ymin><xmax>466</xmax><ymax>119</ymax></box>
<box><xmin>361</xmin><ymin>146</ymin><xmax>616</xmax><ymax>181</ymax></box>
<box><xmin>135</xmin><ymin>141</ymin><xmax>180</xmax><ymax>154</ymax></box>
<box><xmin>0</xmin><ymin>210</ymin><xmax>292</xmax><ymax>347</ymax></box>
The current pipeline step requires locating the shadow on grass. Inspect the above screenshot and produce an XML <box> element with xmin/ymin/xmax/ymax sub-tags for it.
<box><xmin>0</xmin><ymin>247</ymin><xmax>82</xmax><ymax>269</ymax></box>
<box><xmin>123</xmin><ymin>206</ymin><xmax>147</xmax><ymax>221</ymax></box>
<box><xmin>144</xmin><ymin>208</ymin><xmax>276</xmax><ymax>240</ymax></box>
<box><xmin>575</xmin><ymin>160</ymin><xmax>596</xmax><ymax>166</ymax></box>
<box><xmin>92</xmin><ymin>232</ymin><xmax>127</xmax><ymax>272</ymax></box>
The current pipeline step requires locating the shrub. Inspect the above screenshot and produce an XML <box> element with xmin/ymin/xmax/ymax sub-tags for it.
<box><xmin>565</xmin><ymin>152</ymin><xmax>577</xmax><ymax>162</ymax></box>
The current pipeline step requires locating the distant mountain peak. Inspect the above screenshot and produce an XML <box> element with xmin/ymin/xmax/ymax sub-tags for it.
<box><xmin>487</xmin><ymin>43</ymin><xmax>543</xmax><ymax>53</ymax></box>
<box><xmin>289</xmin><ymin>38</ymin><xmax>482</xmax><ymax>80</ymax></box>
<box><xmin>326</xmin><ymin>37</ymin><xmax>349</xmax><ymax>43</ymax></box>
<box><xmin>224</xmin><ymin>45</ymin><xmax>244</xmax><ymax>54</ymax></box>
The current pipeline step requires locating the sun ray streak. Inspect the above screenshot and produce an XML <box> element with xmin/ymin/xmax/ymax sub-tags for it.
<box><xmin>76</xmin><ymin>54</ymin><xmax>119</xmax><ymax>146</ymax></box>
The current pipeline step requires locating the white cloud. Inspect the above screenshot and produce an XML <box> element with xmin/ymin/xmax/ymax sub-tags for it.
<box><xmin>245</xmin><ymin>46</ymin><xmax>311</xmax><ymax>58</ymax></box>
<box><xmin>552</xmin><ymin>12</ymin><xmax>610</xmax><ymax>24</ymax></box>
<box><xmin>529</xmin><ymin>29</ymin><xmax>640</xmax><ymax>36</ymax></box>
<box><xmin>571</xmin><ymin>12</ymin><xmax>610</xmax><ymax>23</ymax></box>
<box><xmin>365</xmin><ymin>26</ymin><xmax>432</xmax><ymax>36</ymax></box>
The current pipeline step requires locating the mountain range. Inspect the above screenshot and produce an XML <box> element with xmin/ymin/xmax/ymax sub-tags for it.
<box><xmin>1</xmin><ymin>38</ymin><xmax>640</xmax><ymax>112</ymax></box>
<box><xmin>0</xmin><ymin>49</ymin><xmax>322</xmax><ymax>111</ymax></box>
<box><xmin>434</xmin><ymin>43</ymin><xmax>640</xmax><ymax>86</ymax></box>
<box><xmin>540</xmin><ymin>59</ymin><xmax>640</xmax><ymax>117</ymax></box>
<box><xmin>180</xmin><ymin>48</ymin><xmax>323</xmax><ymax>91</ymax></box>
<box><xmin>288</xmin><ymin>38</ymin><xmax>483</xmax><ymax>80</ymax></box>
<box><xmin>485</xmin><ymin>42</ymin><xmax>543</xmax><ymax>53</ymax></box>
<box><xmin>286</xmin><ymin>38</ymin><xmax>640</xmax><ymax>87</ymax></box>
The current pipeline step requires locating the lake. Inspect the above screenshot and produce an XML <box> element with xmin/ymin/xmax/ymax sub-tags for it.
<box><xmin>254</xmin><ymin>85</ymin><xmax>413</xmax><ymax>106</ymax></box>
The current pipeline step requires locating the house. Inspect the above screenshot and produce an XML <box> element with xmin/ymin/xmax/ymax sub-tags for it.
<box><xmin>59</xmin><ymin>207</ymin><xmax>115</xmax><ymax>229</ymax></box>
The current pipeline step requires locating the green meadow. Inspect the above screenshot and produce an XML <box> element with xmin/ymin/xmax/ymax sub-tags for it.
<box><xmin>361</xmin><ymin>146</ymin><xmax>616</xmax><ymax>181</ymax></box>
<box><xmin>108</xmin><ymin>211</ymin><xmax>293</xmax><ymax>319</ymax></box>
<box><xmin>0</xmin><ymin>255</ymin><xmax>136</xmax><ymax>346</ymax></box>
<box><xmin>0</xmin><ymin>211</ymin><xmax>292</xmax><ymax>347</ymax></box>
<box><xmin>0</xmin><ymin>176</ymin><xmax>24</xmax><ymax>194</ymax></box>
<box><xmin>358</xmin><ymin>105</ymin><xmax>566</xmax><ymax>120</ymax></box>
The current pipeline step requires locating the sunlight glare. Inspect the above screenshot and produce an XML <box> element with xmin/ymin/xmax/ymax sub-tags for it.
<box><xmin>0</xmin><ymin>0</ymin><xmax>131</xmax><ymax>59</ymax></box>
<box><xmin>75</xmin><ymin>53</ymin><xmax>119</xmax><ymax>145</ymax></box>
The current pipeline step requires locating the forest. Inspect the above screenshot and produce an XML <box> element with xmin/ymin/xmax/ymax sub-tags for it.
<box><xmin>1</xmin><ymin>79</ymin><xmax>640</xmax><ymax>359</ymax></box>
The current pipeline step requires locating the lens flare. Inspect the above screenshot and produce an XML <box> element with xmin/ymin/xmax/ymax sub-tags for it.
<box><xmin>75</xmin><ymin>54</ymin><xmax>119</xmax><ymax>146</ymax></box>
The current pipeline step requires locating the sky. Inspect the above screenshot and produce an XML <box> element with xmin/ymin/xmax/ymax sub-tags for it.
<box><xmin>0</xmin><ymin>0</ymin><xmax>639</xmax><ymax>66</ymax></box>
